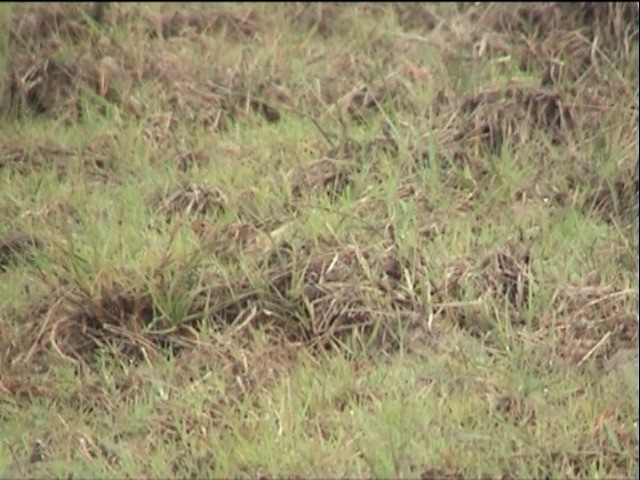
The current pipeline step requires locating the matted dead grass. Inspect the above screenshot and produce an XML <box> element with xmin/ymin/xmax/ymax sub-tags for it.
<box><xmin>1</xmin><ymin>3</ymin><xmax>282</xmax><ymax>127</ymax></box>
<box><xmin>2</xmin><ymin>222</ymin><xmax>634</xmax><ymax>384</ymax></box>
<box><xmin>0</xmin><ymin>224</ymin><xmax>427</xmax><ymax>376</ymax></box>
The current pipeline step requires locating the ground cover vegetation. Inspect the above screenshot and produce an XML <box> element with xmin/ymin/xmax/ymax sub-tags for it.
<box><xmin>0</xmin><ymin>2</ymin><xmax>638</xmax><ymax>478</ymax></box>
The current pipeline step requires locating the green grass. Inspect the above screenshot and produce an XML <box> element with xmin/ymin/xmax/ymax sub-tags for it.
<box><xmin>0</xmin><ymin>2</ymin><xmax>638</xmax><ymax>478</ymax></box>
<box><xmin>2</xmin><ymin>334</ymin><xmax>636</xmax><ymax>478</ymax></box>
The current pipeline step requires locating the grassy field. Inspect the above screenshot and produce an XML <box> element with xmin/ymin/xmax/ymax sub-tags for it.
<box><xmin>0</xmin><ymin>2</ymin><xmax>638</xmax><ymax>478</ymax></box>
